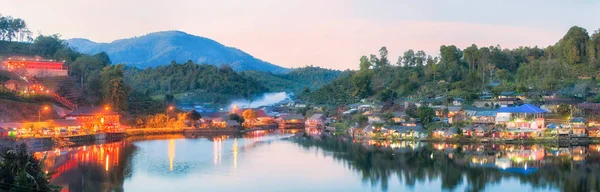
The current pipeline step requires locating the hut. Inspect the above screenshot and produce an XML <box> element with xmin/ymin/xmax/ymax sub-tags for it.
<box><xmin>569</xmin><ymin>117</ymin><xmax>588</xmax><ymax>136</ymax></box>
<box><xmin>306</xmin><ymin>113</ymin><xmax>326</xmax><ymax>127</ymax></box>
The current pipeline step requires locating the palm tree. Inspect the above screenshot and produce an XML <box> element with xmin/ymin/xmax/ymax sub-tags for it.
<box><xmin>0</xmin><ymin>143</ymin><xmax>60</xmax><ymax>191</ymax></box>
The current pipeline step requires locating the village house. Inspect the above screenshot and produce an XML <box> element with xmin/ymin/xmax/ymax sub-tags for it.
<box><xmin>432</xmin><ymin>127</ymin><xmax>446</xmax><ymax>138</ymax></box>
<box><xmin>495</xmin><ymin>104</ymin><xmax>547</xmax><ymax>139</ymax></box>
<box><xmin>540</xmin><ymin>98</ymin><xmax>581</xmax><ymax>112</ymax></box>
<box><xmin>231</xmin><ymin>108</ymin><xmax>274</xmax><ymax>125</ymax></box>
<box><xmin>387</xmin><ymin>125</ymin><xmax>427</xmax><ymax>139</ymax></box>
<box><xmin>569</xmin><ymin>117</ymin><xmax>587</xmax><ymax>136</ymax></box>
<box><xmin>498</xmin><ymin>91</ymin><xmax>521</xmax><ymax>99</ymax></box>
<box><xmin>367</xmin><ymin>113</ymin><xmax>384</xmax><ymax>124</ymax></box>
<box><xmin>392</xmin><ymin>111</ymin><xmax>407</xmax><ymax>123</ymax></box>
<box><xmin>452</xmin><ymin>98</ymin><xmax>465</xmax><ymax>106</ymax></box>
<box><xmin>472</xmin><ymin>100</ymin><xmax>500</xmax><ymax>108</ymax></box>
<box><xmin>588</xmin><ymin>127</ymin><xmax>600</xmax><ymax>138</ymax></box>
<box><xmin>359</xmin><ymin>124</ymin><xmax>375</xmax><ymax>137</ymax></box>
<box><xmin>306</xmin><ymin>113</ymin><xmax>326</xmax><ymax>127</ymax></box>
<box><xmin>66</xmin><ymin>106</ymin><xmax>121</xmax><ymax>132</ymax></box>
<box><xmin>277</xmin><ymin>114</ymin><xmax>305</xmax><ymax>128</ymax></box>
<box><xmin>466</xmin><ymin>109</ymin><xmax>497</xmax><ymax>124</ymax></box>
<box><xmin>577</xmin><ymin>103</ymin><xmax>600</xmax><ymax>116</ymax></box>
<box><xmin>225</xmin><ymin>120</ymin><xmax>241</xmax><ymax>128</ymax></box>
<box><xmin>462</xmin><ymin>125</ymin><xmax>490</xmax><ymax>137</ymax></box>
<box><xmin>498</xmin><ymin>98</ymin><xmax>522</xmax><ymax>107</ymax></box>
<box><xmin>444</xmin><ymin>127</ymin><xmax>459</xmax><ymax>138</ymax></box>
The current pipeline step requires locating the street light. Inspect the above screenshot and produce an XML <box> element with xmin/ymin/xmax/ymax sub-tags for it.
<box><xmin>38</xmin><ymin>106</ymin><xmax>49</xmax><ymax>122</ymax></box>
<box><xmin>166</xmin><ymin>106</ymin><xmax>174</xmax><ymax>117</ymax></box>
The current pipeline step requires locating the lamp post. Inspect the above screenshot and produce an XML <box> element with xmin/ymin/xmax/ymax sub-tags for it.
<box><xmin>166</xmin><ymin>106</ymin><xmax>174</xmax><ymax>116</ymax></box>
<box><xmin>38</xmin><ymin>106</ymin><xmax>49</xmax><ymax>122</ymax></box>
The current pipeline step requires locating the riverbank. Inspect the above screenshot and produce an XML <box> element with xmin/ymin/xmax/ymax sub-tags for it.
<box><xmin>1</xmin><ymin>126</ymin><xmax>284</xmax><ymax>148</ymax></box>
<box><xmin>357</xmin><ymin>136</ymin><xmax>600</xmax><ymax>145</ymax></box>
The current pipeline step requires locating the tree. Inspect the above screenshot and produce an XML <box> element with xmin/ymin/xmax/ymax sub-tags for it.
<box><xmin>369</xmin><ymin>54</ymin><xmax>379</xmax><ymax>68</ymax></box>
<box><xmin>439</xmin><ymin>45</ymin><xmax>462</xmax><ymax>64</ymax></box>
<box><xmin>556</xmin><ymin>104</ymin><xmax>572</xmax><ymax>120</ymax></box>
<box><xmin>32</xmin><ymin>34</ymin><xmax>66</xmax><ymax>58</ymax></box>
<box><xmin>415</xmin><ymin>50</ymin><xmax>427</xmax><ymax>67</ymax></box>
<box><xmin>242</xmin><ymin>109</ymin><xmax>258</xmax><ymax>123</ymax></box>
<box><xmin>0</xmin><ymin>144</ymin><xmax>59</xmax><ymax>191</ymax></box>
<box><xmin>463</xmin><ymin>44</ymin><xmax>480</xmax><ymax>72</ymax></box>
<box><xmin>405</xmin><ymin>103</ymin><xmax>418</xmax><ymax>118</ymax></box>
<box><xmin>359</xmin><ymin>56</ymin><xmax>371</xmax><ymax>71</ymax></box>
<box><xmin>101</xmin><ymin>64</ymin><xmax>129</xmax><ymax>112</ymax></box>
<box><xmin>351</xmin><ymin>71</ymin><xmax>372</xmax><ymax>98</ymax></box>
<box><xmin>396</xmin><ymin>56</ymin><xmax>403</xmax><ymax>67</ymax></box>
<box><xmin>382</xmin><ymin>112</ymin><xmax>394</xmax><ymax>124</ymax></box>
<box><xmin>106</xmin><ymin>77</ymin><xmax>129</xmax><ymax>112</ymax></box>
<box><xmin>377</xmin><ymin>88</ymin><xmax>397</xmax><ymax>102</ymax></box>
<box><xmin>403</xmin><ymin>49</ymin><xmax>416</xmax><ymax>67</ymax></box>
<box><xmin>417</xmin><ymin>106</ymin><xmax>435</xmax><ymax>125</ymax></box>
<box><xmin>164</xmin><ymin>93</ymin><xmax>175</xmax><ymax>104</ymax></box>
<box><xmin>558</xmin><ymin>26</ymin><xmax>589</xmax><ymax>65</ymax></box>
<box><xmin>377</xmin><ymin>47</ymin><xmax>390</xmax><ymax>68</ymax></box>
<box><xmin>229</xmin><ymin>113</ymin><xmax>245</xmax><ymax>124</ymax></box>
<box><xmin>589</xmin><ymin>29</ymin><xmax>600</xmax><ymax>67</ymax></box>
<box><xmin>185</xmin><ymin>110</ymin><xmax>202</xmax><ymax>126</ymax></box>
<box><xmin>355</xmin><ymin>115</ymin><xmax>368</xmax><ymax>127</ymax></box>
<box><xmin>0</xmin><ymin>15</ymin><xmax>32</xmax><ymax>42</ymax></box>
<box><xmin>333</xmin><ymin>122</ymin><xmax>350</xmax><ymax>135</ymax></box>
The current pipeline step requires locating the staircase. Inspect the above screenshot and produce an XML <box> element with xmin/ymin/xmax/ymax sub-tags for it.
<box><xmin>55</xmin><ymin>77</ymin><xmax>87</xmax><ymax>108</ymax></box>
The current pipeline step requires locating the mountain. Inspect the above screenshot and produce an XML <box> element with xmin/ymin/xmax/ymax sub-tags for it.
<box><xmin>67</xmin><ymin>31</ymin><xmax>288</xmax><ymax>73</ymax></box>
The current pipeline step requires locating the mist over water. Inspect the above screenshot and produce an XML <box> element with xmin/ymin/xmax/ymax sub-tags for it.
<box><xmin>227</xmin><ymin>92</ymin><xmax>290</xmax><ymax>109</ymax></box>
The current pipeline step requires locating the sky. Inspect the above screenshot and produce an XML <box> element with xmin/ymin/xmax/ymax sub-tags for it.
<box><xmin>3</xmin><ymin>0</ymin><xmax>600</xmax><ymax>70</ymax></box>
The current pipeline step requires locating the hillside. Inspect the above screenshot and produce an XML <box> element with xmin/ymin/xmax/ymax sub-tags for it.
<box><xmin>124</xmin><ymin>61</ymin><xmax>268</xmax><ymax>104</ymax></box>
<box><xmin>301</xmin><ymin>26</ymin><xmax>600</xmax><ymax>105</ymax></box>
<box><xmin>67</xmin><ymin>31</ymin><xmax>288</xmax><ymax>73</ymax></box>
<box><xmin>241</xmin><ymin>66</ymin><xmax>343</xmax><ymax>93</ymax></box>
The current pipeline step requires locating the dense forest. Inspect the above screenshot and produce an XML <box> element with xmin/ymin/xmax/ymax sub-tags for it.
<box><xmin>301</xmin><ymin>26</ymin><xmax>600</xmax><ymax>106</ymax></box>
<box><xmin>125</xmin><ymin>62</ymin><xmax>268</xmax><ymax>103</ymax></box>
<box><xmin>241</xmin><ymin>66</ymin><xmax>343</xmax><ymax>92</ymax></box>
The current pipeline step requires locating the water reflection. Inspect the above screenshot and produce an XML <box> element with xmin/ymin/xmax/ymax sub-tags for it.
<box><xmin>296</xmin><ymin>138</ymin><xmax>600</xmax><ymax>191</ymax></box>
<box><xmin>169</xmin><ymin>139</ymin><xmax>175</xmax><ymax>171</ymax></box>
<box><xmin>36</xmin><ymin>131</ymin><xmax>600</xmax><ymax>192</ymax></box>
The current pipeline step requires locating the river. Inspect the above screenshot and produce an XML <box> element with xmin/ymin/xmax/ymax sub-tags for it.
<box><xmin>37</xmin><ymin>131</ymin><xmax>600</xmax><ymax>192</ymax></box>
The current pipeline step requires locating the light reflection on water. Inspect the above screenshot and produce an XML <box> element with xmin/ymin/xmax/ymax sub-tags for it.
<box><xmin>36</xmin><ymin>131</ymin><xmax>600</xmax><ymax>192</ymax></box>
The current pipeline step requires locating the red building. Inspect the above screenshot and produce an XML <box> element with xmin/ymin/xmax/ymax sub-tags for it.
<box><xmin>2</xmin><ymin>56</ymin><xmax>68</xmax><ymax>77</ymax></box>
<box><xmin>66</xmin><ymin>107</ymin><xmax>121</xmax><ymax>132</ymax></box>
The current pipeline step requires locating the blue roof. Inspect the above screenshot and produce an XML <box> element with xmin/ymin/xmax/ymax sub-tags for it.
<box><xmin>570</xmin><ymin>117</ymin><xmax>587</xmax><ymax>123</ymax></box>
<box><xmin>497</xmin><ymin>104</ymin><xmax>548</xmax><ymax>113</ymax></box>
<box><xmin>475</xmin><ymin>111</ymin><xmax>497</xmax><ymax>117</ymax></box>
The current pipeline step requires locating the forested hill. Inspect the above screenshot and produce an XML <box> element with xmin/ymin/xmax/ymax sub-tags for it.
<box><xmin>241</xmin><ymin>66</ymin><xmax>343</xmax><ymax>92</ymax></box>
<box><xmin>301</xmin><ymin>26</ymin><xmax>600</xmax><ymax>105</ymax></box>
<box><xmin>67</xmin><ymin>31</ymin><xmax>288</xmax><ymax>73</ymax></box>
<box><xmin>124</xmin><ymin>61</ymin><xmax>268</xmax><ymax>103</ymax></box>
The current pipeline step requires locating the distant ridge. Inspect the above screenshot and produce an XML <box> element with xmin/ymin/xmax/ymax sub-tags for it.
<box><xmin>67</xmin><ymin>31</ymin><xmax>288</xmax><ymax>73</ymax></box>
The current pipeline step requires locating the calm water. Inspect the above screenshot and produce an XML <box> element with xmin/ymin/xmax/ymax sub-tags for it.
<box><xmin>37</xmin><ymin>131</ymin><xmax>600</xmax><ymax>192</ymax></box>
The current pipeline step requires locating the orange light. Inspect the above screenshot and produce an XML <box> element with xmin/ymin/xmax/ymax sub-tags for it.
<box><xmin>44</xmin><ymin>106</ymin><xmax>49</xmax><ymax>110</ymax></box>
<box><xmin>105</xmin><ymin>106</ymin><xmax>109</xmax><ymax>111</ymax></box>
<box><xmin>169</xmin><ymin>106</ymin><xmax>174</xmax><ymax>110</ymax></box>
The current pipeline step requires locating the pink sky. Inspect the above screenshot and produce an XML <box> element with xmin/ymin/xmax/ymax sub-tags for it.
<box><xmin>3</xmin><ymin>0</ymin><xmax>598</xmax><ymax>70</ymax></box>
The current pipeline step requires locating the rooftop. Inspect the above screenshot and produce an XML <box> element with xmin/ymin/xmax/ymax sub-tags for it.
<box><xmin>67</xmin><ymin>107</ymin><xmax>119</xmax><ymax>116</ymax></box>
